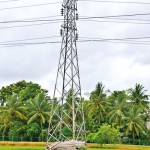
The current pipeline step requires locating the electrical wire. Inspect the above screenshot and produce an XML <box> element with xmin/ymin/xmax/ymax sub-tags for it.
<box><xmin>0</xmin><ymin>12</ymin><xmax>150</xmax><ymax>25</ymax></box>
<box><xmin>0</xmin><ymin>36</ymin><xmax>61</xmax><ymax>44</ymax></box>
<box><xmin>0</xmin><ymin>19</ymin><xmax>63</xmax><ymax>24</ymax></box>
<box><xmin>79</xmin><ymin>36</ymin><xmax>150</xmax><ymax>40</ymax></box>
<box><xmin>78</xmin><ymin>0</ymin><xmax>150</xmax><ymax>5</ymax></box>
<box><xmin>0</xmin><ymin>0</ymin><xmax>21</xmax><ymax>3</ymax></box>
<box><xmin>78</xmin><ymin>13</ymin><xmax>150</xmax><ymax>24</ymax></box>
<box><xmin>78</xmin><ymin>39</ymin><xmax>150</xmax><ymax>45</ymax></box>
<box><xmin>79</xmin><ymin>15</ymin><xmax>150</xmax><ymax>22</ymax></box>
<box><xmin>1</xmin><ymin>16</ymin><xmax>150</xmax><ymax>25</ymax></box>
<box><xmin>0</xmin><ymin>1</ymin><xmax>61</xmax><ymax>11</ymax></box>
<box><xmin>1</xmin><ymin>16</ymin><xmax>150</xmax><ymax>30</ymax></box>
<box><xmin>79</xmin><ymin>13</ymin><xmax>150</xmax><ymax>19</ymax></box>
<box><xmin>1</xmin><ymin>35</ymin><xmax>150</xmax><ymax>44</ymax></box>
<box><xmin>0</xmin><ymin>15</ymin><xmax>61</xmax><ymax>24</ymax></box>
<box><xmin>0</xmin><ymin>21</ymin><xmax>62</xmax><ymax>30</ymax></box>
<box><xmin>1</xmin><ymin>36</ymin><xmax>150</xmax><ymax>48</ymax></box>
<box><xmin>79</xmin><ymin>19</ymin><xmax>150</xmax><ymax>25</ymax></box>
<box><xmin>0</xmin><ymin>41</ymin><xmax>61</xmax><ymax>48</ymax></box>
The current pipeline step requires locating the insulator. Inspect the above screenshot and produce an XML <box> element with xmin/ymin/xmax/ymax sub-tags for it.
<box><xmin>60</xmin><ymin>29</ymin><xmax>63</xmax><ymax>36</ymax></box>
<box><xmin>76</xmin><ymin>33</ymin><xmax>78</xmax><ymax>40</ymax></box>
<box><xmin>76</xmin><ymin>13</ymin><xmax>78</xmax><ymax>20</ymax></box>
<box><xmin>61</xmin><ymin>8</ymin><xmax>64</xmax><ymax>16</ymax></box>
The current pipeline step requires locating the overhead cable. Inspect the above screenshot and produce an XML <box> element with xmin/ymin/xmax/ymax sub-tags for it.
<box><xmin>1</xmin><ymin>12</ymin><xmax>150</xmax><ymax>25</ymax></box>
<box><xmin>0</xmin><ymin>38</ymin><xmax>150</xmax><ymax>48</ymax></box>
<box><xmin>0</xmin><ymin>15</ymin><xmax>61</xmax><ymax>24</ymax></box>
<box><xmin>0</xmin><ymin>21</ymin><xmax>62</xmax><ymax>30</ymax></box>
<box><xmin>0</xmin><ymin>36</ymin><xmax>61</xmax><ymax>44</ymax></box>
<box><xmin>79</xmin><ymin>0</ymin><xmax>150</xmax><ymax>5</ymax></box>
<box><xmin>0</xmin><ymin>0</ymin><xmax>21</xmax><ymax>3</ymax></box>
<box><xmin>80</xmin><ymin>13</ymin><xmax>150</xmax><ymax>19</ymax></box>
<box><xmin>1</xmin><ymin>35</ymin><xmax>150</xmax><ymax>44</ymax></box>
<box><xmin>80</xmin><ymin>19</ymin><xmax>150</xmax><ymax>25</ymax></box>
<box><xmin>0</xmin><ymin>1</ymin><xmax>61</xmax><ymax>11</ymax></box>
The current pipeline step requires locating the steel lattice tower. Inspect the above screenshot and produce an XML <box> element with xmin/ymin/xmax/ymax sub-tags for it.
<box><xmin>46</xmin><ymin>0</ymin><xmax>85</xmax><ymax>149</ymax></box>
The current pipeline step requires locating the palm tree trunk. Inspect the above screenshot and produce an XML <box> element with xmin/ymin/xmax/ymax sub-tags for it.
<box><xmin>98</xmin><ymin>110</ymin><xmax>101</xmax><ymax>125</ymax></box>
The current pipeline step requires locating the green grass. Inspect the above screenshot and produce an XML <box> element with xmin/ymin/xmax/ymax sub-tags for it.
<box><xmin>0</xmin><ymin>147</ymin><xmax>105</xmax><ymax>150</ymax></box>
<box><xmin>0</xmin><ymin>146</ymin><xmax>44</xmax><ymax>150</ymax></box>
<box><xmin>0</xmin><ymin>145</ymin><xmax>150</xmax><ymax>150</ymax></box>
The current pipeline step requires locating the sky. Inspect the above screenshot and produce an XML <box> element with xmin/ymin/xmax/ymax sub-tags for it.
<box><xmin>0</xmin><ymin>0</ymin><xmax>150</xmax><ymax>97</ymax></box>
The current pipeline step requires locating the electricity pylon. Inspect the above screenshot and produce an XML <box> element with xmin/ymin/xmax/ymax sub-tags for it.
<box><xmin>46</xmin><ymin>0</ymin><xmax>85</xmax><ymax>149</ymax></box>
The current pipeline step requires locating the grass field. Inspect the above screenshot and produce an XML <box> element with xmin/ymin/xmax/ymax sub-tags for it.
<box><xmin>0</xmin><ymin>142</ymin><xmax>150</xmax><ymax>150</ymax></box>
<box><xmin>0</xmin><ymin>147</ymin><xmax>150</xmax><ymax>150</ymax></box>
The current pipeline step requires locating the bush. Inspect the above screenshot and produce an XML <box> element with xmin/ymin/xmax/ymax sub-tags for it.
<box><xmin>87</xmin><ymin>123</ymin><xmax>120</xmax><ymax>146</ymax></box>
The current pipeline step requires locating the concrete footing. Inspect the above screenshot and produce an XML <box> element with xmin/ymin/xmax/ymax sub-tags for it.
<box><xmin>47</xmin><ymin>140</ymin><xmax>85</xmax><ymax>150</ymax></box>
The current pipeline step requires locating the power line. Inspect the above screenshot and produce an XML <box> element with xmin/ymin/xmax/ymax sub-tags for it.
<box><xmin>1</xmin><ymin>35</ymin><xmax>150</xmax><ymax>44</ymax></box>
<box><xmin>1</xmin><ymin>16</ymin><xmax>150</xmax><ymax>25</ymax></box>
<box><xmin>80</xmin><ymin>15</ymin><xmax>150</xmax><ymax>22</ymax></box>
<box><xmin>80</xmin><ymin>19</ymin><xmax>150</xmax><ymax>25</ymax></box>
<box><xmin>80</xmin><ymin>13</ymin><xmax>150</xmax><ymax>19</ymax></box>
<box><xmin>78</xmin><ymin>13</ymin><xmax>150</xmax><ymax>24</ymax></box>
<box><xmin>1</xmin><ymin>37</ymin><xmax>150</xmax><ymax>48</ymax></box>
<box><xmin>78</xmin><ymin>39</ymin><xmax>150</xmax><ymax>45</ymax></box>
<box><xmin>0</xmin><ymin>19</ymin><xmax>63</xmax><ymax>24</ymax></box>
<box><xmin>1</xmin><ymin>16</ymin><xmax>150</xmax><ymax>30</ymax></box>
<box><xmin>0</xmin><ymin>21</ymin><xmax>62</xmax><ymax>30</ymax></box>
<box><xmin>0</xmin><ymin>36</ymin><xmax>61</xmax><ymax>44</ymax></box>
<box><xmin>0</xmin><ymin>0</ymin><xmax>21</xmax><ymax>3</ymax></box>
<box><xmin>0</xmin><ymin>12</ymin><xmax>150</xmax><ymax>25</ymax></box>
<box><xmin>0</xmin><ymin>15</ymin><xmax>61</xmax><ymax>24</ymax></box>
<box><xmin>0</xmin><ymin>1</ymin><xmax>61</xmax><ymax>11</ymax></box>
<box><xmin>0</xmin><ymin>41</ymin><xmax>61</xmax><ymax>46</ymax></box>
<box><xmin>79</xmin><ymin>0</ymin><xmax>150</xmax><ymax>5</ymax></box>
<box><xmin>79</xmin><ymin>36</ymin><xmax>150</xmax><ymax>40</ymax></box>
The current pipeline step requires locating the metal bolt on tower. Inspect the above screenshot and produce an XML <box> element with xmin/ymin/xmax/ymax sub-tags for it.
<box><xmin>46</xmin><ymin>0</ymin><xmax>86</xmax><ymax>149</ymax></box>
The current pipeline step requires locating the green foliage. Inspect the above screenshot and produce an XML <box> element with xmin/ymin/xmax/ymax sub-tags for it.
<box><xmin>79</xmin><ymin>148</ymin><xmax>87</xmax><ymax>150</ymax></box>
<box><xmin>107</xmin><ymin>91</ymin><xmax>128</xmax><ymax>126</ymax></box>
<box><xmin>61</xmin><ymin>126</ymin><xmax>72</xmax><ymax>137</ymax></box>
<box><xmin>86</xmin><ymin>133</ymin><xmax>96</xmax><ymax>143</ymax></box>
<box><xmin>8</xmin><ymin>121</ymin><xmax>27</xmax><ymax>141</ymax></box>
<box><xmin>0</xmin><ymin>81</ymin><xmax>149</xmax><ymax>144</ymax></box>
<box><xmin>128</xmin><ymin>84</ymin><xmax>149</xmax><ymax>112</ymax></box>
<box><xmin>87</xmin><ymin>83</ymin><xmax>109</xmax><ymax>128</ymax></box>
<box><xmin>0</xmin><ymin>81</ymin><xmax>51</xmax><ymax>139</ymax></box>
<box><xmin>27</xmin><ymin>123</ymin><xmax>41</xmax><ymax>137</ymax></box>
<box><xmin>124</xmin><ymin>105</ymin><xmax>147</xmax><ymax>137</ymax></box>
<box><xmin>87</xmin><ymin>124</ymin><xmax>120</xmax><ymax>146</ymax></box>
<box><xmin>0</xmin><ymin>94</ymin><xmax>27</xmax><ymax>136</ymax></box>
<box><xmin>0</xmin><ymin>80</ymin><xmax>50</xmax><ymax>106</ymax></box>
<box><xmin>26</xmin><ymin>92</ymin><xmax>51</xmax><ymax>128</ymax></box>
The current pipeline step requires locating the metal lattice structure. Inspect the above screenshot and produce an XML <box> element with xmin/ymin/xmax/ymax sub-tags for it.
<box><xmin>46</xmin><ymin>0</ymin><xmax>85</xmax><ymax>149</ymax></box>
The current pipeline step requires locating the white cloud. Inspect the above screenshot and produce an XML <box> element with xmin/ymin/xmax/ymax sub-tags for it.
<box><xmin>0</xmin><ymin>0</ymin><xmax>150</xmax><ymax>96</ymax></box>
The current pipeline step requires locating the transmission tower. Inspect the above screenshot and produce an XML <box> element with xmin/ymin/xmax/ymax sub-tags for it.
<box><xmin>46</xmin><ymin>0</ymin><xmax>85</xmax><ymax>149</ymax></box>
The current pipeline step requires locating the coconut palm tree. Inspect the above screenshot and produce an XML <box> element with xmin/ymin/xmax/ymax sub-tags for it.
<box><xmin>26</xmin><ymin>92</ymin><xmax>51</xmax><ymax>128</ymax></box>
<box><xmin>128</xmin><ymin>84</ymin><xmax>149</xmax><ymax>112</ymax></box>
<box><xmin>0</xmin><ymin>94</ymin><xmax>27</xmax><ymax>121</ymax></box>
<box><xmin>107</xmin><ymin>91</ymin><xmax>129</xmax><ymax>126</ymax></box>
<box><xmin>124</xmin><ymin>105</ymin><xmax>147</xmax><ymax>138</ymax></box>
<box><xmin>88</xmin><ymin>83</ymin><xmax>110</xmax><ymax>125</ymax></box>
<box><xmin>0</xmin><ymin>94</ymin><xmax>27</xmax><ymax>135</ymax></box>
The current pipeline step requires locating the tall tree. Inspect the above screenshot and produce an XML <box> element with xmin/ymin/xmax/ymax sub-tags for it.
<box><xmin>107</xmin><ymin>91</ymin><xmax>128</xmax><ymax>126</ymax></box>
<box><xmin>124</xmin><ymin>105</ymin><xmax>147</xmax><ymax>138</ymax></box>
<box><xmin>88</xmin><ymin>83</ymin><xmax>109</xmax><ymax>125</ymax></box>
<box><xmin>26</xmin><ymin>92</ymin><xmax>51</xmax><ymax>128</ymax></box>
<box><xmin>128</xmin><ymin>84</ymin><xmax>149</xmax><ymax>112</ymax></box>
<box><xmin>0</xmin><ymin>80</ymin><xmax>50</xmax><ymax>106</ymax></box>
<box><xmin>0</xmin><ymin>94</ymin><xmax>27</xmax><ymax>135</ymax></box>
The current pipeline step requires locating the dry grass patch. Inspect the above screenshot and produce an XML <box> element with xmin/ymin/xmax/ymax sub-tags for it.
<box><xmin>0</xmin><ymin>142</ymin><xmax>46</xmax><ymax>146</ymax></box>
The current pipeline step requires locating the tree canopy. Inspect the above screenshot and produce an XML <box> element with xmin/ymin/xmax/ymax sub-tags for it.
<box><xmin>0</xmin><ymin>81</ymin><xmax>149</xmax><ymax>145</ymax></box>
